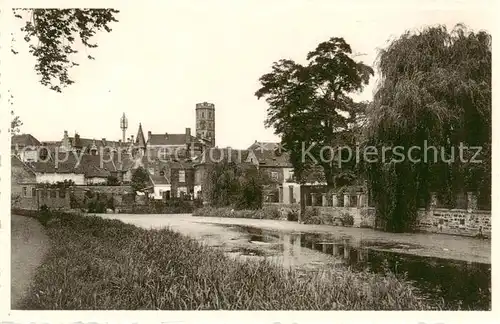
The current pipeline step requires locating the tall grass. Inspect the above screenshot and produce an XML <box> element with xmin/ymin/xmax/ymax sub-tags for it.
<box><xmin>20</xmin><ymin>212</ymin><xmax>440</xmax><ymax>310</ymax></box>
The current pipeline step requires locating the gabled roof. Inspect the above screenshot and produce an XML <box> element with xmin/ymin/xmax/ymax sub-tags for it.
<box><xmin>136</xmin><ymin>124</ymin><xmax>147</xmax><ymax>148</ymax></box>
<box><xmin>247</xmin><ymin>141</ymin><xmax>281</xmax><ymax>152</ymax></box>
<box><xmin>27</xmin><ymin>153</ymin><xmax>86</xmax><ymax>174</ymax></box>
<box><xmin>148</xmin><ymin>133</ymin><xmax>200</xmax><ymax>146</ymax></box>
<box><xmin>11</xmin><ymin>155</ymin><xmax>36</xmax><ymax>175</ymax></box>
<box><xmin>11</xmin><ymin>134</ymin><xmax>41</xmax><ymax>147</ymax></box>
<box><xmin>193</xmin><ymin>147</ymin><xmax>255</xmax><ymax>165</ymax></box>
<box><xmin>246</xmin><ymin>141</ymin><xmax>292</xmax><ymax>167</ymax></box>
<box><xmin>66</xmin><ymin>137</ymin><xmax>126</xmax><ymax>150</ymax></box>
<box><xmin>150</xmin><ymin>174</ymin><xmax>170</xmax><ymax>185</ymax></box>
<box><xmin>252</xmin><ymin>150</ymin><xmax>292</xmax><ymax>168</ymax></box>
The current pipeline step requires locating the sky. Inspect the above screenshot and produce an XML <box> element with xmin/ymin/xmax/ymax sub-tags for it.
<box><xmin>6</xmin><ymin>0</ymin><xmax>493</xmax><ymax>149</ymax></box>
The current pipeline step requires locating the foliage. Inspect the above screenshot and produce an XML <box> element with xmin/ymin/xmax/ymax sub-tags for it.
<box><xmin>193</xmin><ymin>206</ymin><xmax>282</xmax><ymax>220</ymax></box>
<box><xmin>341</xmin><ymin>212</ymin><xmax>354</xmax><ymax>226</ymax></box>
<box><xmin>106</xmin><ymin>175</ymin><xmax>120</xmax><ymax>186</ymax></box>
<box><xmin>12</xmin><ymin>8</ymin><xmax>119</xmax><ymax>92</ymax></box>
<box><xmin>256</xmin><ymin>37</ymin><xmax>373</xmax><ymax>188</ymax></box>
<box><xmin>208</xmin><ymin>161</ymin><xmax>264</xmax><ymax>210</ymax></box>
<box><xmin>38</xmin><ymin>205</ymin><xmax>52</xmax><ymax>227</ymax></box>
<box><xmin>287</xmin><ymin>209</ymin><xmax>299</xmax><ymax>222</ymax></box>
<box><xmin>302</xmin><ymin>207</ymin><xmax>321</xmax><ymax>224</ymax></box>
<box><xmin>19</xmin><ymin>213</ymin><xmax>441</xmax><ymax>310</ymax></box>
<box><xmin>131</xmin><ymin>167</ymin><xmax>149</xmax><ymax>193</ymax></box>
<box><xmin>364</xmin><ymin>24</ymin><xmax>491</xmax><ymax>232</ymax></box>
<box><xmin>40</xmin><ymin>180</ymin><xmax>75</xmax><ymax>189</ymax></box>
<box><xmin>8</xmin><ymin>91</ymin><xmax>22</xmax><ymax>136</ymax></box>
<box><xmin>235</xmin><ymin>167</ymin><xmax>264</xmax><ymax>210</ymax></box>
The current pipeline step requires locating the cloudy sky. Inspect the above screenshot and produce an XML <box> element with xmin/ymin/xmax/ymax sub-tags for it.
<box><xmin>6</xmin><ymin>0</ymin><xmax>493</xmax><ymax>149</ymax></box>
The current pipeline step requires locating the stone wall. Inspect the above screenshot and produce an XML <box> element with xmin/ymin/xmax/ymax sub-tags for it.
<box><xmin>303</xmin><ymin>204</ymin><xmax>490</xmax><ymax>238</ymax></box>
<box><xmin>416</xmin><ymin>208</ymin><xmax>491</xmax><ymax>237</ymax></box>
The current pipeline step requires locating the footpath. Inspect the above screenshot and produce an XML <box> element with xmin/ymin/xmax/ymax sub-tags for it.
<box><xmin>11</xmin><ymin>214</ymin><xmax>50</xmax><ymax>309</ymax></box>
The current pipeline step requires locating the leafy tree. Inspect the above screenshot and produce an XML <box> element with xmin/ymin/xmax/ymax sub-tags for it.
<box><xmin>364</xmin><ymin>24</ymin><xmax>491</xmax><ymax>232</ymax></box>
<box><xmin>12</xmin><ymin>8</ymin><xmax>119</xmax><ymax>92</ymax></box>
<box><xmin>208</xmin><ymin>160</ymin><xmax>264</xmax><ymax>209</ymax></box>
<box><xmin>255</xmin><ymin>37</ymin><xmax>373</xmax><ymax>191</ymax></box>
<box><xmin>131</xmin><ymin>167</ymin><xmax>150</xmax><ymax>193</ymax></box>
<box><xmin>8</xmin><ymin>91</ymin><xmax>22</xmax><ymax>136</ymax></box>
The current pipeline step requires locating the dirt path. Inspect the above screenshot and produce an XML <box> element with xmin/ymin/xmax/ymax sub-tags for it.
<box><xmin>97</xmin><ymin>213</ymin><xmax>490</xmax><ymax>264</ymax></box>
<box><xmin>11</xmin><ymin>215</ymin><xmax>50</xmax><ymax>309</ymax></box>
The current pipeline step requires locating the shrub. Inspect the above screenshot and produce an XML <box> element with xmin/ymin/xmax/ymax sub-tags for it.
<box><xmin>38</xmin><ymin>205</ymin><xmax>52</xmax><ymax>227</ymax></box>
<box><xmin>302</xmin><ymin>208</ymin><xmax>322</xmax><ymax>224</ymax></box>
<box><xmin>341</xmin><ymin>212</ymin><xmax>354</xmax><ymax>226</ymax></box>
<box><xmin>287</xmin><ymin>209</ymin><xmax>299</xmax><ymax>222</ymax></box>
<box><xmin>193</xmin><ymin>206</ymin><xmax>282</xmax><ymax>220</ymax></box>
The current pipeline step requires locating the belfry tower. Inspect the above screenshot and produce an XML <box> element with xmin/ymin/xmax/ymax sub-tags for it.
<box><xmin>120</xmin><ymin>112</ymin><xmax>128</xmax><ymax>143</ymax></box>
<box><xmin>195</xmin><ymin>102</ymin><xmax>215</xmax><ymax>147</ymax></box>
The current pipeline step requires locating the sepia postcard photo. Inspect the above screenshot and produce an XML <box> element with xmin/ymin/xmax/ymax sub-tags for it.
<box><xmin>0</xmin><ymin>0</ymin><xmax>496</xmax><ymax>322</ymax></box>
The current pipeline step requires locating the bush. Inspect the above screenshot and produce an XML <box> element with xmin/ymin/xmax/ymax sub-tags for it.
<box><xmin>18</xmin><ymin>212</ymin><xmax>444</xmax><ymax>310</ymax></box>
<box><xmin>341</xmin><ymin>212</ymin><xmax>354</xmax><ymax>226</ymax></box>
<box><xmin>38</xmin><ymin>205</ymin><xmax>52</xmax><ymax>227</ymax></box>
<box><xmin>302</xmin><ymin>208</ymin><xmax>322</xmax><ymax>225</ymax></box>
<box><xmin>193</xmin><ymin>206</ymin><xmax>281</xmax><ymax>220</ymax></box>
<box><xmin>287</xmin><ymin>209</ymin><xmax>299</xmax><ymax>221</ymax></box>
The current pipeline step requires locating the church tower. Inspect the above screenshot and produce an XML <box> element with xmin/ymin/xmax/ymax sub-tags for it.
<box><xmin>195</xmin><ymin>102</ymin><xmax>215</xmax><ymax>147</ymax></box>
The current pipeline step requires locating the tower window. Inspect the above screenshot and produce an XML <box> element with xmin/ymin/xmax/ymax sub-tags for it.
<box><xmin>201</xmin><ymin>112</ymin><xmax>205</xmax><ymax>118</ymax></box>
<box><xmin>209</xmin><ymin>112</ymin><xmax>212</xmax><ymax>118</ymax></box>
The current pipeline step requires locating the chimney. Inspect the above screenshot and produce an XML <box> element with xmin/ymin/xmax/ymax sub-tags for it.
<box><xmin>185</xmin><ymin>128</ymin><xmax>191</xmax><ymax>143</ymax></box>
<box><xmin>131</xmin><ymin>135</ymin><xmax>134</xmax><ymax>144</ymax></box>
<box><xmin>148</xmin><ymin>131</ymin><xmax>152</xmax><ymax>142</ymax></box>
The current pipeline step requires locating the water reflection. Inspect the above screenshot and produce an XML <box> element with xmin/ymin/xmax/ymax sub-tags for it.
<box><xmin>231</xmin><ymin>226</ymin><xmax>490</xmax><ymax>310</ymax></box>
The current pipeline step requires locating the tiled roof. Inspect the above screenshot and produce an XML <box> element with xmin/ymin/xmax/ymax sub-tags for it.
<box><xmin>11</xmin><ymin>155</ymin><xmax>36</xmax><ymax>175</ymax></box>
<box><xmin>247</xmin><ymin>141</ymin><xmax>281</xmax><ymax>151</ymax></box>
<box><xmin>246</xmin><ymin>141</ymin><xmax>292</xmax><ymax>167</ymax></box>
<box><xmin>252</xmin><ymin>150</ymin><xmax>292</xmax><ymax>167</ymax></box>
<box><xmin>67</xmin><ymin>137</ymin><xmax>125</xmax><ymax>150</ymax></box>
<box><xmin>148</xmin><ymin>133</ymin><xmax>200</xmax><ymax>146</ymax></box>
<box><xmin>40</xmin><ymin>141</ymin><xmax>62</xmax><ymax>151</ymax></box>
<box><xmin>150</xmin><ymin>174</ymin><xmax>170</xmax><ymax>185</ymax></box>
<box><xmin>193</xmin><ymin>147</ymin><xmax>255</xmax><ymax>165</ymax></box>
<box><xmin>11</xmin><ymin>134</ymin><xmax>41</xmax><ymax>147</ymax></box>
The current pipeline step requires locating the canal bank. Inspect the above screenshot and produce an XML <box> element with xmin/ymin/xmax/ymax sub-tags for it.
<box><xmin>96</xmin><ymin>213</ymin><xmax>491</xmax><ymax>310</ymax></box>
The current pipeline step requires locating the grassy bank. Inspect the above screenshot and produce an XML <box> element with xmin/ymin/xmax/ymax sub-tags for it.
<box><xmin>21</xmin><ymin>212</ymin><xmax>442</xmax><ymax>310</ymax></box>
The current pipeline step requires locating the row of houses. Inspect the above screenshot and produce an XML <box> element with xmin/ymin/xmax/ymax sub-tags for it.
<box><xmin>11</xmin><ymin>132</ymin><xmax>304</xmax><ymax>205</ymax></box>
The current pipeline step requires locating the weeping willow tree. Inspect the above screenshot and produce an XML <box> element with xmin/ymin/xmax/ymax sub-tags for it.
<box><xmin>364</xmin><ymin>24</ymin><xmax>491</xmax><ymax>232</ymax></box>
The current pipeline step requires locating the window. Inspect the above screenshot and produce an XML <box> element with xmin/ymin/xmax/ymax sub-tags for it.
<box><xmin>22</xmin><ymin>187</ymin><xmax>28</xmax><ymax>197</ymax></box>
<box><xmin>50</xmin><ymin>190</ymin><xmax>57</xmax><ymax>198</ymax></box>
<box><xmin>201</xmin><ymin>112</ymin><xmax>205</xmax><ymax>118</ymax></box>
<box><xmin>59</xmin><ymin>189</ymin><xmax>66</xmax><ymax>198</ymax></box>
<box><xmin>271</xmin><ymin>171</ymin><xmax>279</xmax><ymax>181</ymax></box>
<box><xmin>209</xmin><ymin>111</ymin><xmax>212</xmax><ymax>118</ymax></box>
<box><xmin>32</xmin><ymin>188</ymin><xmax>36</xmax><ymax>197</ymax></box>
<box><xmin>179</xmin><ymin>170</ymin><xmax>185</xmax><ymax>183</ymax></box>
<box><xmin>41</xmin><ymin>189</ymin><xmax>48</xmax><ymax>198</ymax></box>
